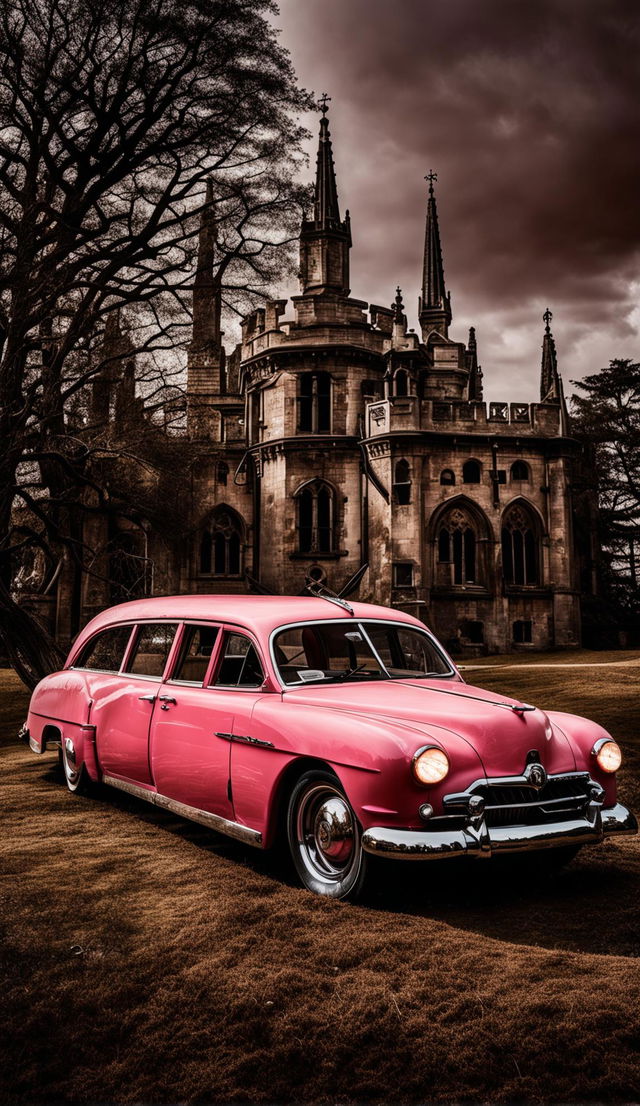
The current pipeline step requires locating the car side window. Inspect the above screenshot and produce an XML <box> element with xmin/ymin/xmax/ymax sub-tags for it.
<box><xmin>125</xmin><ymin>623</ymin><xmax>179</xmax><ymax>678</ymax></box>
<box><xmin>75</xmin><ymin>625</ymin><xmax>133</xmax><ymax>673</ymax></box>
<box><xmin>170</xmin><ymin>624</ymin><xmax>219</xmax><ymax>684</ymax></box>
<box><xmin>212</xmin><ymin>632</ymin><xmax>264</xmax><ymax>688</ymax></box>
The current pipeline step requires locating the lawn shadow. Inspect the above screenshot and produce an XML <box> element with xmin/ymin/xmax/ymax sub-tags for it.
<box><xmin>41</xmin><ymin>756</ymin><xmax>640</xmax><ymax>959</ymax></box>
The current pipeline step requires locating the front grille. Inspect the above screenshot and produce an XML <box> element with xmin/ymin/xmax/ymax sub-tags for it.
<box><xmin>443</xmin><ymin>773</ymin><xmax>592</xmax><ymax>829</ymax></box>
<box><xmin>479</xmin><ymin>776</ymin><xmax>590</xmax><ymax>827</ymax></box>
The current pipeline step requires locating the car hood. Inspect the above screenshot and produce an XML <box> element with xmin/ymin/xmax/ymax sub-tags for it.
<box><xmin>283</xmin><ymin>677</ymin><xmax>576</xmax><ymax>776</ymax></box>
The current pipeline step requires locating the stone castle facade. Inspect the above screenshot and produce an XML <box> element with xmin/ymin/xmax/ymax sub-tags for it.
<box><xmin>56</xmin><ymin>107</ymin><xmax>585</xmax><ymax>654</ymax></box>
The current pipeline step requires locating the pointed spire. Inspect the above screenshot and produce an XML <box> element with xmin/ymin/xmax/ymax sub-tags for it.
<box><xmin>298</xmin><ymin>98</ymin><xmax>351</xmax><ymax>296</ymax></box>
<box><xmin>540</xmin><ymin>307</ymin><xmax>560</xmax><ymax>402</ymax></box>
<box><xmin>466</xmin><ymin>326</ymin><xmax>484</xmax><ymax>401</ymax></box>
<box><xmin>419</xmin><ymin>170</ymin><xmax>452</xmax><ymax>340</ymax></box>
<box><xmin>191</xmin><ymin>179</ymin><xmax>221</xmax><ymax>350</ymax></box>
<box><xmin>313</xmin><ymin>94</ymin><xmax>341</xmax><ymax>229</ymax></box>
<box><xmin>393</xmin><ymin>286</ymin><xmax>405</xmax><ymax>325</ymax></box>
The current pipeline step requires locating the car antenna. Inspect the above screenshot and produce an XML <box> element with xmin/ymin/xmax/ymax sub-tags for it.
<box><xmin>304</xmin><ymin>576</ymin><xmax>355</xmax><ymax>614</ymax></box>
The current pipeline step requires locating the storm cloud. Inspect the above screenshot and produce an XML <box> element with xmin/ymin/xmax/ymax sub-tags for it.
<box><xmin>277</xmin><ymin>0</ymin><xmax>640</xmax><ymax>400</ymax></box>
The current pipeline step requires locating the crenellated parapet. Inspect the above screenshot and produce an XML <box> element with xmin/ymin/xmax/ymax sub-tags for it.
<box><xmin>365</xmin><ymin>396</ymin><xmax>570</xmax><ymax>440</ymax></box>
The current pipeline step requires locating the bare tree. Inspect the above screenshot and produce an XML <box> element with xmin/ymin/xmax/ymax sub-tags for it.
<box><xmin>0</xmin><ymin>0</ymin><xmax>313</xmax><ymax>685</ymax></box>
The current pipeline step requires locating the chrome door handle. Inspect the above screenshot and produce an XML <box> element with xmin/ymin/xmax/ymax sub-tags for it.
<box><xmin>158</xmin><ymin>695</ymin><xmax>176</xmax><ymax>711</ymax></box>
<box><xmin>138</xmin><ymin>694</ymin><xmax>156</xmax><ymax>702</ymax></box>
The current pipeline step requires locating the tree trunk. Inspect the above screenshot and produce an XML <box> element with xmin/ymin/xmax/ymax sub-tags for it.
<box><xmin>0</xmin><ymin>580</ymin><xmax>66</xmax><ymax>690</ymax></box>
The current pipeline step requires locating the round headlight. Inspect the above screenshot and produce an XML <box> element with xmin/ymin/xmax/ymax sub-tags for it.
<box><xmin>594</xmin><ymin>738</ymin><xmax>622</xmax><ymax>773</ymax></box>
<box><xmin>412</xmin><ymin>745</ymin><xmax>450</xmax><ymax>786</ymax></box>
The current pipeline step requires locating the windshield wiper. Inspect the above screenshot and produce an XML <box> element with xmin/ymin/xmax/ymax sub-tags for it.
<box><xmin>330</xmin><ymin>664</ymin><xmax>383</xmax><ymax>682</ymax></box>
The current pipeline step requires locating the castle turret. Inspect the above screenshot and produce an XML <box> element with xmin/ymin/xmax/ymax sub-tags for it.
<box><xmin>418</xmin><ymin>171</ymin><xmax>452</xmax><ymax>341</ymax></box>
<box><xmin>298</xmin><ymin>96</ymin><xmax>351</xmax><ymax>297</ymax></box>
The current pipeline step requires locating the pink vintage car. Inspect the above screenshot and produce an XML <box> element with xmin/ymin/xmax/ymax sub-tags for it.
<box><xmin>23</xmin><ymin>594</ymin><xmax>637</xmax><ymax>898</ymax></box>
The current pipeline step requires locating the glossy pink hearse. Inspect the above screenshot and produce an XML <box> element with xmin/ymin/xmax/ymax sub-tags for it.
<box><xmin>23</xmin><ymin>595</ymin><xmax>637</xmax><ymax>898</ymax></box>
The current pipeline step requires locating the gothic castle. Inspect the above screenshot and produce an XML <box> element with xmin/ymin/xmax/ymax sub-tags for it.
<box><xmin>55</xmin><ymin>106</ymin><xmax>585</xmax><ymax>654</ymax></box>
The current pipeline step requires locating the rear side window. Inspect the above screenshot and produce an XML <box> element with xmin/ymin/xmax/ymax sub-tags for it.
<box><xmin>75</xmin><ymin>625</ymin><xmax>133</xmax><ymax>673</ymax></box>
<box><xmin>125</xmin><ymin>623</ymin><xmax>179</xmax><ymax>678</ymax></box>
<box><xmin>171</xmin><ymin>625</ymin><xmax>219</xmax><ymax>684</ymax></box>
<box><xmin>213</xmin><ymin>632</ymin><xmax>264</xmax><ymax>688</ymax></box>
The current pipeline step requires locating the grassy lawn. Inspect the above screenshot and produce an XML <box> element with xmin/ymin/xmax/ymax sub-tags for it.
<box><xmin>2</xmin><ymin>657</ymin><xmax>640</xmax><ymax>1104</ymax></box>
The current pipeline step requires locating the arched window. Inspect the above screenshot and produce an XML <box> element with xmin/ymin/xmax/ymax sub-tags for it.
<box><xmin>440</xmin><ymin>469</ymin><xmax>456</xmax><ymax>486</ymax></box>
<box><xmin>510</xmin><ymin>461</ymin><xmax>530</xmax><ymax>482</ymax></box>
<box><xmin>298</xmin><ymin>372</ymin><xmax>331</xmax><ymax>433</ymax></box>
<box><xmin>502</xmin><ymin>504</ymin><xmax>539</xmax><ymax>586</ymax></box>
<box><xmin>217</xmin><ymin>461</ymin><xmax>229</xmax><ymax>486</ymax></box>
<box><xmin>393</xmin><ymin>459</ymin><xmax>411</xmax><ymax>505</ymax></box>
<box><xmin>296</xmin><ymin>481</ymin><xmax>335</xmax><ymax>554</ymax></box>
<box><xmin>462</xmin><ymin>459</ymin><xmax>481</xmax><ymax>484</ymax></box>
<box><xmin>437</xmin><ymin>508</ymin><xmax>477</xmax><ymax>585</ymax></box>
<box><xmin>394</xmin><ymin>369</ymin><xmax>409</xmax><ymax>397</ymax></box>
<box><xmin>200</xmin><ymin>509</ymin><xmax>243</xmax><ymax>576</ymax></box>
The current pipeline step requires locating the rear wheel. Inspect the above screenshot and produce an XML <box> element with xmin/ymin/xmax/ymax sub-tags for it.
<box><xmin>61</xmin><ymin>736</ymin><xmax>92</xmax><ymax>795</ymax></box>
<box><xmin>286</xmin><ymin>770</ymin><xmax>367</xmax><ymax>900</ymax></box>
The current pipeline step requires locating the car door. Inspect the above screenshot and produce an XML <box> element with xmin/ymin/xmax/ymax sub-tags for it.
<box><xmin>148</xmin><ymin>622</ymin><xmax>236</xmax><ymax>819</ymax></box>
<box><xmin>92</xmin><ymin>621</ymin><xmax>180</xmax><ymax>785</ymax></box>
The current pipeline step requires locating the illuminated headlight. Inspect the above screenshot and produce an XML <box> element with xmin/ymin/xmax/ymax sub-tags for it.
<box><xmin>412</xmin><ymin>745</ymin><xmax>450</xmax><ymax>786</ymax></box>
<box><xmin>593</xmin><ymin>738</ymin><xmax>622</xmax><ymax>774</ymax></box>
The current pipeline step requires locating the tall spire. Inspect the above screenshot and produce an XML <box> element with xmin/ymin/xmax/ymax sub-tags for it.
<box><xmin>313</xmin><ymin>93</ymin><xmax>341</xmax><ymax>229</ymax></box>
<box><xmin>298</xmin><ymin>97</ymin><xmax>351</xmax><ymax>296</ymax></box>
<box><xmin>191</xmin><ymin>179</ymin><xmax>221</xmax><ymax>350</ymax></box>
<box><xmin>540</xmin><ymin>307</ymin><xmax>560</xmax><ymax>402</ymax></box>
<box><xmin>419</xmin><ymin>171</ymin><xmax>452</xmax><ymax>340</ymax></box>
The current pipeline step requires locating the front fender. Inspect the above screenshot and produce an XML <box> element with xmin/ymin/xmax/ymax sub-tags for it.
<box><xmin>231</xmin><ymin>697</ymin><xmax>485</xmax><ymax>844</ymax></box>
<box><xmin>547</xmin><ymin>711</ymin><xmax>619</xmax><ymax>804</ymax></box>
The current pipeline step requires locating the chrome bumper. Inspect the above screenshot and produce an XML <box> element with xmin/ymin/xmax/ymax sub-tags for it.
<box><xmin>361</xmin><ymin>802</ymin><xmax>637</xmax><ymax>860</ymax></box>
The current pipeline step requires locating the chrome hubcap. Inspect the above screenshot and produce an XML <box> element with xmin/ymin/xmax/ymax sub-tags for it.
<box><xmin>64</xmin><ymin>738</ymin><xmax>79</xmax><ymax>783</ymax></box>
<box><xmin>297</xmin><ymin>784</ymin><xmax>357</xmax><ymax>884</ymax></box>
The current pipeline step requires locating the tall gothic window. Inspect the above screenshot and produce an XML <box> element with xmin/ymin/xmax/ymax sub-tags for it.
<box><xmin>393</xmin><ymin>459</ymin><xmax>411</xmax><ymax>505</ymax></box>
<box><xmin>298</xmin><ymin>372</ymin><xmax>331</xmax><ymax>433</ymax></box>
<box><xmin>437</xmin><ymin>508</ymin><xmax>477</xmax><ymax>584</ymax></box>
<box><xmin>502</xmin><ymin>504</ymin><xmax>539</xmax><ymax>586</ymax></box>
<box><xmin>200</xmin><ymin>508</ymin><xmax>243</xmax><ymax>576</ymax></box>
<box><xmin>462</xmin><ymin>459</ymin><xmax>482</xmax><ymax>484</ymax></box>
<box><xmin>296</xmin><ymin>481</ymin><xmax>335</xmax><ymax>554</ymax></box>
<box><xmin>394</xmin><ymin>369</ymin><xmax>409</xmax><ymax>397</ymax></box>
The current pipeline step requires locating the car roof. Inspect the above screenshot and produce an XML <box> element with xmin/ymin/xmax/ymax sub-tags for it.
<box><xmin>70</xmin><ymin>594</ymin><xmax>428</xmax><ymax>657</ymax></box>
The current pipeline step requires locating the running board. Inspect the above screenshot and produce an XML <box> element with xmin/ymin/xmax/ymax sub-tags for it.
<box><xmin>102</xmin><ymin>775</ymin><xmax>263</xmax><ymax>848</ymax></box>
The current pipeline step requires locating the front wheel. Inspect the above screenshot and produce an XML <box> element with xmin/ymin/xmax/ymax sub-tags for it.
<box><xmin>286</xmin><ymin>770</ymin><xmax>367</xmax><ymax>900</ymax></box>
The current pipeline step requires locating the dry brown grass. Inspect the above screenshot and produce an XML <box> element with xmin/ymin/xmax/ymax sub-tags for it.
<box><xmin>2</xmin><ymin>657</ymin><xmax>640</xmax><ymax>1105</ymax></box>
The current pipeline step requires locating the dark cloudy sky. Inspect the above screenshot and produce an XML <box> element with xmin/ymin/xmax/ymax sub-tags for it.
<box><xmin>276</xmin><ymin>0</ymin><xmax>640</xmax><ymax>402</ymax></box>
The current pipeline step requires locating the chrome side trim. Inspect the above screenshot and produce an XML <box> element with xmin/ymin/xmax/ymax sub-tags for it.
<box><xmin>215</xmin><ymin>731</ymin><xmax>274</xmax><ymax>749</ymax></box>
<box><xmin>102</xmin><ymin>775</ymin><xmax>263</xmax><ymax>848</ymax></box>
<box><xmin>361</xmin><ymin>803</ymin><xmax>637</xmax><ymax>861</ymax></box>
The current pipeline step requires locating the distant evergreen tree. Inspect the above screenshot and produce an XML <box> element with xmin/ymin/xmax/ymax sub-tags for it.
<box><xmin>572</xmin><ymin>359</ymin><xmax>640</xmax><ymax>643</ymax></box>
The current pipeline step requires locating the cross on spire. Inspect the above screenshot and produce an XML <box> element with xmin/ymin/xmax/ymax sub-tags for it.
<box><xmin>543</xmin><ymin>307</ymin><xmax>553</xmax><ymax>331</ymax></box>
<box><xmin>318</xmin><ymin>93</ymin><xmax>331</xmax><ymax>115</ymax></box>
<box><xmin>425</xmin><ymin>169</ymin><xmax>438</xmax><ymax>193</ymax></box>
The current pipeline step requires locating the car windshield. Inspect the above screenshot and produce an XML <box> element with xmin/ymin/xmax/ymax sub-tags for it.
<box><xmin>272</xmin><ymin>621</ymin><xmax>453</xmax><ymax>686</ymax></box>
